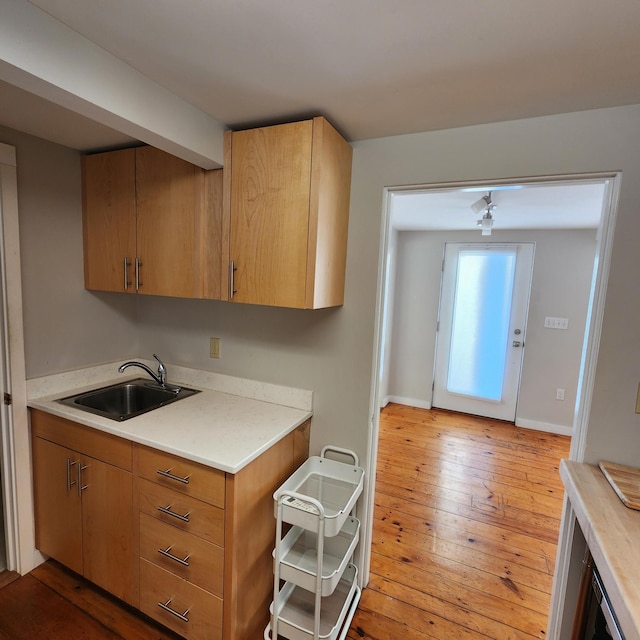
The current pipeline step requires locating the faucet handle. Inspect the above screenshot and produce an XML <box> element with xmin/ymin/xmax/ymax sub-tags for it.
<box><xmin>153</xmin><ymin>354</ymin><xmax>166</xmax><ymax>385</ymax></box>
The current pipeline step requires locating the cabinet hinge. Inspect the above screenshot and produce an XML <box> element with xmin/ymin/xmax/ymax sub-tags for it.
<box><xmin>3</xmin><ymin>392</ymin><xmax>12</xmax><ymax>405</ymax></box>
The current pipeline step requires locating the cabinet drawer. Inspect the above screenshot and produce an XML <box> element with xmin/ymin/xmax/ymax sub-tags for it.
<box><xmin>140</xmin><ymin>512</ymin><xmax>223</xmax><ymax>596</ymax></box>
<box><xmin>139</xmin><ymin>478</ymin><xmax>224</xmax><ymax>546</ymax></box>
<box><xmin>136</xmin><ymin>445</ymin><xmax>225</xmax><ymax>508</ymax></box>
<box><xmin>140</xmin><ymin>559</ymin><xmax>222</xmax><ymax>640</ymax></box>
<box><xmin>30</xmin><ymin>409</ymin><xmax>132</xmax><ymax>471</ymax></box>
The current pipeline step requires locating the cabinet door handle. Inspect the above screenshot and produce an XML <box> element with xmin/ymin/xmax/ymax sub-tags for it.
<box><xmin>158</xmin><ymin>599</ymin><xmax>190</xmax><ymax>623</ymax></box>
<box><xmin>77</xmin><ymin>463</ymin><xmax>89</xmax><ymax>496</ymax></box>
<box><xmin>229</xmin><ymin>260</ymin><xmax>237</xmax><ymax>299</ymax></box>
<box><xmin>66</xmin><ymin>458</ymin><xmax>78</xmax><ymax>493</ymax></box>
<box><xmin>135</xmin><ymin>257</ymin><xmax>143</xmax><ymax>290</ymax></box>
<box><xmin>157</xmin><ymin>468</ymin><xmax>190</xmax><ymax>485</ymax></box>
<box><xmin>123</xmin><ymin>258</ymin><xmax>132</xmax><ymax>290</ymax></box>
<box><xmin>158</xmin><ymin>505</ymin><xmax>190</xmax><ymax>523</ymax></box>
<box><xmin>158</xmin><ymin>545</ymin><xmax>191</xmax><ymax>567</ymax></box>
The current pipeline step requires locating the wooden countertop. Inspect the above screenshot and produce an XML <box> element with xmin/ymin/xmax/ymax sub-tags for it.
<box><xmin>561</xmin><ymin>460</ymin><xmax>640</xmax><ymax>640</ymax></box>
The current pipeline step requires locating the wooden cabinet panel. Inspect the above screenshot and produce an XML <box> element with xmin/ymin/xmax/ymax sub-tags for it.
<box><xmin>139</xmin><ymin>513</ymin><xmax>223</xmax><ymax>596</ymax></box>
<box><xmin>82</xmin><ymin>455</ymin><xmax>136</xmax><ymax>604</ymax></box>
<box><xmin>82</xmin><ymin>149</ymin><xmax>137</xmax><ymax>293</ymax></box>
<box><xmin>32</xmin><ymin>437</ymin><xmax>83</xmax><ymax>575</ymax></box>
<box><xmin>136</xmin><ymin>445</ymin><xmax>225</xmax><ymax>508</ymax></box>
<box><xmin>223</xmin><ymin>419</ymin><xmax>310</xmax><ymax>640</ymax></box>
<box><xmin>136</xmin><ymin>147</ymin><xmax>203</xmax><ymax>298</ymax></box>
<box><xmin>138</xmin><ymin>478</ymin><xmax>224</xmax><ymax>546</ymax></box>
<box><xmin>224</xmin><ymin>117</ymin><xmax>352</xmax><ymax>309</ymax></box>
<box><xmin>31</xmin><ymin>409</ymin><xmax>132</xmax><ymax>471</ymax></box>
<box><xmin>229</xmin><ymin>120</ymin><xmax>313</xmax><ymax>307</ymax></box>
<box><xmin>140</xmin><ymin>560</ymin><xmax>223</xmax><ymax>640</ymax></box>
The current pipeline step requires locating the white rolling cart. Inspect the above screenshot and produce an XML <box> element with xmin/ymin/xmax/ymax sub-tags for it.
<box><xmin>265</xmin><ymin>446</ymin><xmax>365</xmax><ymax>640</ymax></box>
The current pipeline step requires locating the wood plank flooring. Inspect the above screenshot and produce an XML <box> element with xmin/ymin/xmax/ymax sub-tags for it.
<box><xmin>0</xmin><ymin>404</ymin><xmax>570</xmax><ymax>639</ymax></box>
<box><xmin>346</xmin><ymin>404</ymin><xmax>571</xmax><ymax>640</ymax></box>
<box><xmin>0</xmin><ymin>561</ymin><xmax>180</xmax><ymax>640</ymax></box>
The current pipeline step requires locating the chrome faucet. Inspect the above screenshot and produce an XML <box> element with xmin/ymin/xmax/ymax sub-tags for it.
<box><xmin>118</xmin><ymin>354</ymin><xmax>170</xmax><ymax>388</ymax></box>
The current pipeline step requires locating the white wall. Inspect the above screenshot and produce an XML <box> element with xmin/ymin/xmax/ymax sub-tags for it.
<box><xmin>385</xmin><ymin>229</ymin><xmax>597</xmax><ymax>431</ymax></box>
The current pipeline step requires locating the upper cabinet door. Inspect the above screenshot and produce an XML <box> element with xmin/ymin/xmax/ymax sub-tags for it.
<box><xmin>135</xmin><ymin>147</ymin><xmax>204</xmax><ymax>299</ymax></box>
<box><xmin>82</xmin><ymin>149</ymin><xmax>136</xmax><ymax>293</ymax></box>
<box><xmin>229</xmin><ymin>120</ymin><xmax>313</xmax><ymax>308</ymax></box>
<box><xmin>83</xmin><ymin>146</ymin><xmax>222</xmax><ymax>299</ymax></box>
<box><xmin>225</xmin><ymin>117</ymin><xmax>352</xmax><ymax>309</ymax></box>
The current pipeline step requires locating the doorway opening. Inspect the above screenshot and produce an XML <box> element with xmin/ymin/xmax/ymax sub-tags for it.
<box><xmin>363</xmin><ymin>172</ymin><xmax>620</xmax><ymax>637</ymax></box>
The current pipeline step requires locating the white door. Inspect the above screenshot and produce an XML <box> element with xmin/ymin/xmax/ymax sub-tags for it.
<box><xmin>432</xmin><ymin>242</ymin><xmax>535</xmax><ymax>421</ymax></box>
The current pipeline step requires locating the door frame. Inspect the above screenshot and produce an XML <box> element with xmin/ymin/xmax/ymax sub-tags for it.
<box><xmin>0</xmin><ymin>142</ymin><xmax>32</xmax><ymax>574</ymax></box>
<box><xmin>364</xmin><ymin>171</ymin><xmax>620</xmax><ymax>640</ymax></box>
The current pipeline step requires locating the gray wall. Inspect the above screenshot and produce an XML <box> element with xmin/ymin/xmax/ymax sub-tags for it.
<box><xmin>0</xmin><ymin>125</ymin><xmax>138</xmax><ymax>375</ymax></box>
<box><xmin>385</xmin><ymin>229</ymin><xmax>597</xmax><ymax>430</ymax></box>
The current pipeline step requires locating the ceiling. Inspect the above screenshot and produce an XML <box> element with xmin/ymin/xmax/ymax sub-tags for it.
<box><xmin>391</xmin><ymin>181</ymin><xmax>608</xmax><ymax>231</ymax></box>
<box><xmin>2</xmin><ymin>0</ymin><xmax>640</xmax><ymax>151</ymax></box>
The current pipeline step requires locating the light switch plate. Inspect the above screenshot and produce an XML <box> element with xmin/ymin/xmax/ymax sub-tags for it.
<box><xmin>544</xmin><ymin>316</ymin><xmax>569</xmax><ymax>330</ymax></box>
<box><xmin>636</xmin><ymin>382</ymin><xmax>640</xmax><ymax>414</ymax></box>
<box><xmin>210</xmin><ymin>337</ymin><xmax>221</xmax><ymax>359</ymax></box>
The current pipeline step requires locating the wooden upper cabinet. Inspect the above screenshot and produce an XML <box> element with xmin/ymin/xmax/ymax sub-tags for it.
<box><xmin>82</xmin><ymin>147</ymin><xmax>223</xmax><ymax>299</ymax></box>
<box><xmin>223</xmin><ymin>117</ymin><xmax>352</xmax><ymax>309</ymax></box>
<box><xmin>82</xmin><ymin>148</ymin><xmax>137</xmax><ymax>293</ymax></box>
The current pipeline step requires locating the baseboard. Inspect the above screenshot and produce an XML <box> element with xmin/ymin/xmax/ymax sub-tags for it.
<box><xmin>385</xmin><ymin>396</ymin><xmax>432</xmax><ymax>410</ymax></box>
<box><xmin>515</xmin><ymin>417</ymin><xmax>573</xmax><ymax>437</ymax></box>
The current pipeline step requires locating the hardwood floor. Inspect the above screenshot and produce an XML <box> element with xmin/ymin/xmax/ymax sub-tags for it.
<box><xmin>0</xmin><ymin>561</ymin><xmax>180</xmax><ymax>640</ymax></box>
<box><xmin>0</xmin><ymin>404</ymin><xmax>569</xmax><ymax>639</ymax></box>
<box><xmin>346</xmin><ymin>404</ymin><xmax>571</xmax><ymax>640</ymax></box>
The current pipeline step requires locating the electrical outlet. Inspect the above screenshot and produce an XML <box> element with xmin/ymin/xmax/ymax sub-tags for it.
<box><xmin>209</xmin><ymin>337</ymin><xmax>221</xmax><ymax>359</ymax></box>
<box><xmin>556</xmin><ymin>388</ymin><xmax>565</xmax><ymax>401</ymax></box>
<box><xmin>636</xmin><ymin>382</ymin><xmax>640</xmax><ymax>414</ymax></box>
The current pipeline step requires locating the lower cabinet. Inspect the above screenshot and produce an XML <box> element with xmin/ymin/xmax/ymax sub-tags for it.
<box><xmin>31</xmin><ymin>410</ymin><xmax>136</xmax><ymax>605</ymax></box>
<box><xmin>30</xmin><ymin>408</ymin><xmax>310</xmax><ymax>640</ymax></box>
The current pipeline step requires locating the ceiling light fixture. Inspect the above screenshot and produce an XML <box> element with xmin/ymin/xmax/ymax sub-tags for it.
<box><xmin>471</xmin><ymin>191</ymin><xmax>496</xmax><ymax>236</ymax></box>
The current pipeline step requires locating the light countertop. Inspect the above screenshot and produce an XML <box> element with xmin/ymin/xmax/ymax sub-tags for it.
<box><xmin>27</xmin><ymin>361</ymin><xmax>313</xmax><ymax>474</ymax></box>
<box><xmin>560</xmin><ymin>460</ymin><xmax>640</xmax><ymax>640</ymax></box>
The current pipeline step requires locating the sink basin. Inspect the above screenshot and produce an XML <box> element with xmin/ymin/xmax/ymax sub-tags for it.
<box><xmin>58</xmin><ymin>378</ymin><xmax>200</xmax><ymax>421</ymax></box>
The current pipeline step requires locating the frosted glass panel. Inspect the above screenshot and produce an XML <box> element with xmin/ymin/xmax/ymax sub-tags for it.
<box><xmin>447</xmin><ymin>249</ymin><xmax>516</xmax><ymax>401</ymax></box>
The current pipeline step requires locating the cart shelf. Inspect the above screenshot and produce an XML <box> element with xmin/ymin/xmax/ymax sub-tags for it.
<box><xmin>266</xmin><ymin>565</ymin><xmax>360</xmax><ymax>640</ymax></box>
<box><xmin>273</xmin><ymin>452</ymin><xmax>364</xmax><ymax>536</ymax></box>
<box><xmin>274</xmin><ymin>517</ymin><xmax>360</xmax><ymax>595</ymax></box>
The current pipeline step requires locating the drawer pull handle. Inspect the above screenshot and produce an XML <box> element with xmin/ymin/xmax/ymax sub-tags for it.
<box><xmin>157</xmin><ymin>468</ymin><xmax>191</xmax><ymax>485</ymax></box>
<box><xmin>158</xmin><ymin>545</ymin><xmax>191</xmax><ymax>567</ymax></box>
<box><xmin>158</xmin><ymin>599</ymin><xmax>190</xmax><ymax>623</ymax></box>
<box><xmin>158</xmin><ymin>505</ymin><xmax>191</xmax><ymax>523</ymax></box>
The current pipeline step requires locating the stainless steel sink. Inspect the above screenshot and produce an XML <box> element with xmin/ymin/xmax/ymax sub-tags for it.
<box><xmin>57</xmin><ymin>378</ymin><xmax>200</xmax><ymax>421</ymax></box>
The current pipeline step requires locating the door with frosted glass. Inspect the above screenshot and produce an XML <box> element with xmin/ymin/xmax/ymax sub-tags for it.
<box><xmin>432</xmin><ymin>243</ymin><xmax>534</xmax><ymax>421</ymax></box>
